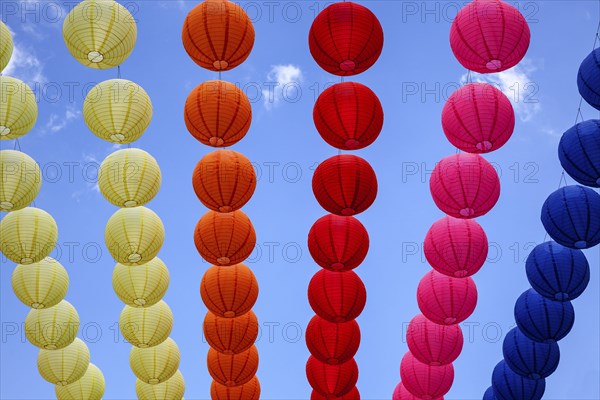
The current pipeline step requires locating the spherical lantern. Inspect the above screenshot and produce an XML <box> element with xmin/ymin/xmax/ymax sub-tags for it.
<box><xmin>578</xmin><ymin>48</ymin><xmax>600</xmax><ymax>110</ymax></box>
<box><xmin>309</xmin><ymin>2</ymin><xmax>383</xmax><ymax>76</ymax></box>
<box><xmin>430</xmin><ymin>153</ymin><xmax>500</xmax><ymax>218</ymax></box>
<box><xmin>306</xmin><ymin>316</ymin><xmax>360</xmax><ymax>365</ymax></box>
<box><xmin>450</xmin><ymin>0</ymin><xmax>530</xmax><ymax>73</ymax></box>
<box><xmin>312</xmin><ymin>386</ymin><xmax>360</xmax><ymax>400</ymax></box>
<box><xmin>393</xmin><ymin>383</ymin><xmax>442</xmax><ymax>400</ymax></box>
<box><xmin>312</xmin><ymin>155</ymin><xmax>378</xmax><ymax>216</ymax></box>
<box><xmin>306</xmin><ymin>356</ymin><xmax>358</xmax><ymax>398</ymax></box>
<box><xmin>541</xmin><ymin>185</ymin><xmax>600</xmax><ymax>249</ymax></box>
<box><xmin>0</xmin><ymin>150</ymin><xmax>42</xmax><ymax>211</ymax></box>
<box><xmin>211</xmin><ymin>376</ymin><xmax>261</xmax><ymax>400</ymax></box>
<box><xmin>502</xmin><ymin>328</ymin><xmax>560</xmax><ymax>380</ymax></box>
<box><xmin>200</xmin><ymin>264</ymin><xmax>259</xmax><ymax>318</ymax></box>
<box><xmin>400</xmin><ymin>353</ymin><xmax>454</xmax><ymax>399</ymax></box>
<box><xmin>55</xmin><ymin>363</ymin><xmax>105</xmax><ymax>400</ymax></box>
<box><xmin>98</xmin><ymin>148</ymin><xmax>161</xmax><ymax>207</ymax></box>
<box><xmin>136</xmin><ymin>370</ymin><xmax>185</xmax><ymax>400</ymax></box>
<box><xmin>483</xmin><ymin>386</ymin><xmax>496</xmax><ymax>400</ymax></box>
<box><xmin>193</xmin><ymin>150</ymin><xmax>256</xmax><ymax>212</ymax></box>
<box><xmin>0</xmin><ymin>76</ymin><xmax>38</xmax><ymax>140</ymax></box>
<box><xmin>313</xmin><ymin>82</ymin><xmax>384</xmax><ymax>150</ymax></box>
<box><xmin>83</xmin><ymin>79</ymin><xmax>152</xmax><ymax>144</ymax></box>
<box><xmin>514</xmin><ymin>289</ymin><xmax>575</xmax><ymax>343</ymax></box>
<box><xmin>424</xmin><ymin>216</ymin><xmax>488</xmax><ymax>278</ymax></box>
<box><xmin>442</xmin><ymin>83</ymin><xmax>515</xmax><ymax>153</ymax></box>
<box><xmin>491</xmin><ymin>361</ymin><xmax>545</xmax><ymax>400</ymax></box>
<box><xmin>37</xmin><ymin>338</ymin><xmax>90</xmax><ymax>386</ymax></box>
<box><xmin>12</xmin><ymin>257</ymin><xmax>69</xmax><ymax>309</ymax></box>
<box><xmin>417</xmin><ymin>271</ymin><xmax>478</xmax><ymax>325</ymax></box>
<box><xmin>182</xmin><ymin>0</ymin><xmax>255</xmax><ymax>71</ymax></box>
<box><xmin>406</xmin><ymin>314</ymin><xmax>463</xmax><ymax>367</ymax></box>
<box><xmin>308</xmin><ymin>214</ymin><xmax>369</xmax><ymax>272</ymax></box>
<box><xmin>112</xmin><ymin>257</ymin><xmax>170</xmax><ymax>307</ymax></box>
<box><xmin>207</xmin><ymin>346</ymin><xmax>259</xmax><ymax>387</ymax></box>
<box><xmin>130</xmin><ymin>337</ymin><xmax>180</xmax><ymax>385</ymax></box>
<box><xmin>194</xmin><ymin>210</ymin><xmax>256</xmax><ymax>266</ymax></box>
<box><xmin>25</xmin><ymin>300</ymin><xmax>80</xmax><ymax>350</ymax></box>
<box><xmin>105</xmin><ymin>206</ymin><xmax>165</xmax><ymax>266</ymax></box>
<box><xmin>308</xmin><ymin>270</ymin><xmax>366</xmax><ymax>323</ymax></box>
<box><xmin>558</xmin><ymin>120</ymin><xmax>600</xmax><ymax>187</ymax></box>
<box><xmin>0</xmin><ymin>21</ymin><xmax>13</xmax><ymax>72</ymax></box>
<box><xmin>525</xmin><ymin>242</ymin><xmax>590</xmax><ymax>301</ymax></box>
<box><xmin>204</xmin><ymin>311</ymin><xmax>259</xmax><ymax>354</ymax></box>
<box><xmin>119</xmin><ymin>300</ymin><xmax>173</xmax><ymax>348</ymax></box>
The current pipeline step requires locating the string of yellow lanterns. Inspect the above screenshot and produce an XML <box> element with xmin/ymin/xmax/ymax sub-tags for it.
<box><xmin>0</xmin><ymin>20</ymin><xmax>106</xmax><ymax>400</ymax></box>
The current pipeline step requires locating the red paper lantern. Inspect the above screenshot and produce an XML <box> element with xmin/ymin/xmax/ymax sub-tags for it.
<box><xmin>312</xmin><ymin>387</ymin><xmax>360</xmax><ymax>400</ymax></box>
<box><xmin>308</xmin><ymin>270</ymin><xmax>366</xmax><ymax>323</ymax></box>
<box><xmin>406</xmin><ymin>314</ymin><xmax>464</xmax><ymax>366</ymax></box>
<box><xmin>306</xmin><ymin>356</ymin><xmax>358</xmax><ymax>398</ymax></box>
<box><xmin>400</xmin><ymin>353</ymin><xmax>454</xmax><ymax>400</ymax></box>
<box><xmin>417</xmin><ymin>271</ymin><xmax>478</xmax><ymax>325</ymax></box>
<box><xmin>393</xmin><ymin>382</ymin><xmax>444</xmax><ymax>400</ymax></box>
<box><xmin>306</xmin><ymin>316</ymin><xmax>360</xmax><ymax>365</ymax></box>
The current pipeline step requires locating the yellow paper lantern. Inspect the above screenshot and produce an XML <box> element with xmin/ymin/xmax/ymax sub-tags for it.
<box><xmin>62</xmin><ymin>0</ymin><xmax>137</xmax><ymax>69</ymax></box>
<box><xmin>83</xmin><ymin>79</ymin><xmax>152</xmax><ymax>143</ymax></box>
<box><xmin>130</xmin><ymin>337</ymin><xmax>180</xmax><ymax>385</ymax></box>
<box><xmin>0</xmin><ymin>207</ymin><xmax>58</xmax><ymax>265</ymax></box>
<box><xmin>136</xmin><ymin>370</ymin><xmax>185</xmax><ymax>400</ymax></box>
<box><xmin>119</xmin><ymin>300</ymin><xmax>173</xmax><ymax>348</ymax></box>
<box><xmin>38</xmin><ymin>338</ymin><xmax>90</xmax><ymax>386</ymax></box>
<box><xmin>112</xmin><ymin>257</ymin><xmax>169</xmax><ymax>307</ymax></box>
<box><xmin>105</xmin><ymin>206</ymin><xmax>164</xmax><ymax>266</ymax></box>
<box><xmin>0</xmin><ymin>150</ymin><xmax>42</xmax><ymax>212</ymax></box>
<box><xmin>55</xmin><ymin>363</ymin><xmax>105</xmax><ymax>400</ymax></box>
<box><xmin>0</xmin><ymin>76</ymin><xmax>38</xmax><ymax>140</ymax></box>
<box><xmin>12</xmin><ymin>257</ymin><xmax>69</xmax><ymax>309</ymax></box>
<box><xmin>0</xmin><ymin>21</ymin><xmax>13</xmax><ymax>73</ymax></box>
<box><xmin>99</xmin><ymin>148</ymin><xmax>161</xmax><ymax>207</ymax></box>
<box><xmin>25</xmin><ymin>300</ymin><xmax>80</xmax><ymax>350</ymax></box>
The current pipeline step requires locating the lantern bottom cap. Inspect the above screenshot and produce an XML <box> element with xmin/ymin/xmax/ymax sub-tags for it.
<box><xmin>20</xmin><ymin>257</ymin><xmax>34</xmax><ymax>264</ymax></box>
<box><xmin>334</xmin><ymin>316</ymin><xmax>347</xmax><ymax>323</ymax></box>
<box><xmin>134</xmin><ymin>298</ymin><xmax>147</xmax><ymax>306</ymax></box>
<box><xmin>476</xmin><ymin>140</ymin><xmax>493</xmax><ymax>151</ymax></box>
<box><xmin>459</xmin><ymin>208</ymin><xmax>475</xmax><ymax>217</ymax></box>
<box><xmin>124</xmin><ymin>200</ymin><xmax>138</xmax><ymax>207</ymax></box>
<box><xmin>148</xmin><ymin>378</ymin><xmax>160</xmax><ymax>384</ymax></box>
<box><xmin>0</xmin><ymin>126</ymin><xmax>10</xmax><ymax>136</ymax></box>
<box><xmin>345</xmin><ymin>139</ymin><xmax>360</xmax><ymax>149</ymax></box>
<box><xmin>87</xmin><ymin>51</ymin><xmax>104</xmax><ymax>63</ymax></box>
<box><xmin>57</xmin><ymin>381</ymin><xmax>68</xmax><ymax>387</ymax></box>
<box><xmin>421</xmin><ymin>396</ymin><xmax>433</xmax><ymax>400</ymax></box>
<box><xmin>213</xmin><ymin>60</ymin><xmax>229</xmax><ymax>70</ymax></box>
<box><xmin>453</xmin><ymin>270</ymin><xmax>469</xmax><ymax>278</ymax></box>
<box><xmin>574</xmin><ymin>240</ymin><xmax>588</xmax><ymax>249</ymax></box>
<box><xmin>224</xmin><ymin>380</ymin><xmax>236</xmax><ymax>387</ymax></box>
<box><xmin>31</xmin><ymin>302</ymin><xmax>44</xmax><ymax>309</ymax></box>
<box><xmin>219</xmin><ymin>206</ymin><xmax>232</xmax><ymax>212</ymax></box>
<box><xmin>554</xmin><ymin>292</ymin><xmax>569</xmax><ymax>301</ymax></box>
<box><xmin>224</xmin><ymin>311</ymin><xmax>236</xmax><ymax>318</ymax></box>
<box><xmin>486</xmin><ymin>59</ymin><xmax>502</xmax><ymax>70</ymax></box>
<box><xmin>529</xmin><ymin>373</ymin><xmax>542</xmax><ymax>380</ymax></box>
<box><xmin>429</xmin><ymin>361</ymin><xmax>441</xmax><ymax>366</ymax></box>
<box><xmin>341</xmin><ymin>208</ymin><xmax>356</xmax><ymax>216</ymax></box>
<box><xmin>209</xmin><ymin>136</ymin><xmax>225</xmax><ymax>147</ymax></box>
<box><xmin>444</xmin><ymin>317</ymin><xmax>457</xmax><ymax>324</ymax></box>
<box><xmin>326</xmin><ymin>358</ymin><xmax>339</xmax><ymax>365</ymax></box>
<box><xmin>217</xmin><ymin>257</ymin><xmax>231</xmax><ymax>265</ymax></box>
<box><xmin>110</xmin><ymin>133</ymin><xmax>125</xmax><ymax>142</ymax></box>
<box><xmin>137</xmin><ymin>343</ymin><xmax>149</xmax><ymax>348</ymax></box>
<box><xmin>128</xmin><ymin>253</ymin><xmax>142</xmax><ymax>263</ymax></box>
<box><xmin>596</xmin><ymin>177</ymin><xmax>600</xmax><ymax>185</ymax></box>
<box><xmin>44</xmin><ymin>344</ymin><xmax>57</xmax><ymax>350</ymax></box>
<box><xmin>340</xmin><ymin>60</ymin><xmax>356</xmax><ymax>71</ymax></box>
<box><xmin>0</xmin><ymin>201</ymin><xmax>14</xmax><ymax>210</ymax></box>
<box><xmin>331</xmin><ymin>262</ymin><xmax>345</xmax><ymax>271</ymax></box>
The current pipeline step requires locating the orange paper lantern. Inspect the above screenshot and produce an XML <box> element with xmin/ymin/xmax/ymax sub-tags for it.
<box><xmin>211</xmin><ymin>376</ymin><xmax>261</xmax><ymax>400</ymax></box>
<box><xmin>200</xmin><ymin>264</ymin><xmax>259</xmax><ymax>318</ymax></box>
<box><xmin>204</xmin><ymin>310</ymin><xmax>258</xmax><ymax>354</ymax></box>
<box><xmin>207</xmin><ymin>346</ymin><xmax>259</xmax><ymax>387</ymax></box>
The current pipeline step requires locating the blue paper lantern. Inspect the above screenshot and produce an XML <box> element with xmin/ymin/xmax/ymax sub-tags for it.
<box><xmin>541</xmin><ymin>185</ymin><xmax>600</xmax><ymax>249</ymax></box>
<box><xmin>526</xmin><ymin>241</ymin><xmax>590</xmax><ymax>301</ymax></box>
<box><xmin>514</xmin><ymin>289</ymin><xmax>574</xmax><ymax>343</ymax></box>
<box><xmin>578</xmin><ymin>48</ymin><xmax>600</xmax><ymax>110</ymax></box>
<box><xmin>483</xmin><ymin>386</ymin><xmax>497</xmax><ymax>400</ymax></box>
<box><xmin>502</xmin><ymin>328</ymin><xmax>560</xmax><ymax>380</ymax></box>
<box><xmin>558</xmin><ymin>120</ymin><xmax>600</xmax><ymax>187</ymax></box>
<box><xmin>491</xmin><ymin>360</ymin><xmax>545</xmax><ymax>400</ymax></box>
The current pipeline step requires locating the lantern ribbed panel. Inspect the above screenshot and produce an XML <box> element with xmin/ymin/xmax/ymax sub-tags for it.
<box><xmin>0</xmin><ymin>76</ymin><xmax>38</xmax><ymax>140</ymax></box>
<box><xmin>0</xmin><ymin>21</ymin><xmax>13</xmax><ymax>72</ymax></box>
<box><xmin>502</xmin><ymin>328</ymin><xmax>560</xmax><ymax>380</ymax></box>
<box><xmin>311</xmin><ymin>386</ymin><xmax>360</xmax><ymax>400</ymax></box>
<box><xmin>306</xmin><ymin>316</ymin><xmax>360</xmax><ymax>365</ymax></box>
<box><xmin>207</xmin><ymin>346</ymin><xmax>259</xmax><ymax>387</ymax></box>
<box><xmin>393</xmin><ymin>382</ymin><xmax>443</xmax><ymax>400</ymax></box>
<box><xmin>12</xmin><ymin>257</ymin><xmax>69</xmax><ymax>309</ymax></box>
<box><xmin>406</xmin><ymin>314</ymin><xmax>464</xmax><ymax>366</ymax></box>
<box><xmin>491</xmin><ymin>361</ymin><xmax>545</xmax><ymax>400</ymax></box>
<box><xmin>37</xmin><ymin>338</ymin><xmax>90</xmax><ymax>386</ymax></box>
<box><xmin>136</xmin><ymin>370</ymin><xmax>186</xmax><ymax>400</ymax></box>
<box><xmin>577</xmin><ymin>48</ymin><xmax>600</xmax><ymax>110</ymax></box>
<box><xmin>0</xmin><ymin>150</ymin><xmax>42</xmax><ymax>212</ymax></box>
<box><xmin>119</xmin><ymin>301</ymin><xmax>174</xmax><ymax>348</ymax></box>
<box><xmin>417</xmin><ymin>271</ymin><xmax>478</xmax><ymax>325</ymax></box>
<box><xmin>62</xmin><ymin>0</ymin><xmax>137</xmax><ymax>69</ymax></box>
<box><xmin>83</xmin><ymin>79</ymin><xmax>153</xmax><ymax>144</ymax></box>
<box><xmin>204</xmin><ymin>311</ymin><xmax>259</xmax><ymax>355</ymax></box>
<box><xmin>112</xmin><ymin>257</ymin><xmax>170</xmax><ymax>308</ymax></box>
<box><xmin>25</xmin><ymin>300</ymin><xmax>80</xmax><ymax>350</ymax></box>
<box><xmin>558</xmin><ymin>120</ymin><xmax>600</xmax><ymax>187</ymax></box>
<box><xmin>130</xmin><ymin>337</ymin><xmax>180</xmax><ymax>385</ymax></box>
<box><xmin>200</xmin><ymin>264</ymin><xmax>259</xmax><ymax>318</ymax></box>
<box><xmin>308</xmin><ymin>270</ymin><xmax>367</xmax><ymax>323</ymax></box>
<box><xmin>514</xmin><ymin>289</ymin><xmax>575</xmax><ymax>343</ymax></box>
<box><xmin>210</xmin><ymin>376</ymin><xmax>261</xmax><ymax>400</ymax></box>
<box><xmin>306</xmin><ymin>356</ymin><xmax>358</xmax><ymax>398</ymax></box>
<box><xmin>400</xmin><ymin>353</ymin><xmax>454</xmax><ymax>399</ymax></box>
<box><xmin>55</xmin><ymin>363</ymin><xmax>105</xmax><ymax>400</ymax></box>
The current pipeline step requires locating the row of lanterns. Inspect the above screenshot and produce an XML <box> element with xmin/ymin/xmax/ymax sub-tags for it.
<box><xmin>182</xmin><ymin>0</ymin><xmax>261</xmax><ymax>398</ymax></box>
<box><xmin>0</xmin><ymin>20</ymin><xmax>106</xmax><ymax>400</ymax></box>
<box><xmin>306</xmin><ymin>2</ymin><xmax>384</xmax><ymax>398</ymax></box>
<box><xmin>393</xmin><ymin>1</ymin><xmax>531</xmax><ymax>398</ymax></box>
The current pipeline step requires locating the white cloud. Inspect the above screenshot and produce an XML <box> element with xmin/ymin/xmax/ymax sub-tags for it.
<box><xmin>4</xmin><ymin>42</ymin><xmax>46</xmax><ymax>85</ymax></box>
<box><xmin>262</xmin><ymin>64</ymin><xmax>303</xmax><ymax>111</ymax></box>
<box><xmin>43</xmin><ymin>106</ymin><xmax>81</xmax><ymax>134</ymax></box>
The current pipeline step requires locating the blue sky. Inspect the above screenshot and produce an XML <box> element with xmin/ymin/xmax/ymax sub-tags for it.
<box><xmin>1</xmin><ymin>1</ymin><xmax>599</xmax><ymax>399</ymax></box>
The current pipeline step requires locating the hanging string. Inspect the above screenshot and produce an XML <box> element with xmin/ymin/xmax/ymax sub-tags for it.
<box><xmin>13</xmin><ymin>138</ymin><xmax>21</xmax><ymax>151</ymax></box>
<box><xmin>117</xmin><ymin>65</ymin><xmax>121</xmax><ymax>79</ymax></box>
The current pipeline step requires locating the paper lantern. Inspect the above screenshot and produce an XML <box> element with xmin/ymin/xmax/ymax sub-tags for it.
<box><xmin>0</xmin><ymin>76</ymin><xmax>38</xmax><ymax>140</ymax></box>
<box><xmin>578</xmin><ymin>48</ymin><xmax>600</xmax><ymax>110</ymax></box>
<box><xmin>63</xmin><ymin>0</ymin><xmax>137</xmax><ymax>69</ymax></box>
<box><xmin>393</xmin><ymin>383</ymin><xmax>442</xmax><ymax>400</ymax></box>
<box><xmin>308</xmin><ymin>270</ymin><xmax>366</xmax><ymax>323</ymax></box>
<box><xmin>450</xmin><ymin>0</ymin><xmax>530</xmax><ymax>73</ymax></box>
<box><xmin>200</xmin><ymin>264</ymin><xmax>258</xmax><ymax>318</ymax></box>
<box><xmin>309</xmin><ymin>2</ymin><xmax>383</xmax><ymax>76</ymax></box>
<box><xmin>308</xmin><ymin>214</ymin><xmax>369</xmax><ymax>272</ymax></box>
<box><xmin>400</xmin><ymin>353</ymin><xmax>454</xmax><ymax>399</ymax></box>
<box><xmin>0</xmin><ymin>207</ymin><xmax>58</xmax><ymax>265</ymax></box>
<box><xmin>193</xmin><ymin>150</ymin><xmax>256</xmax><ymax>212</ymax></box>
<box><xmin>112</xmin><ymin>257</ymin><xmax>170</xmax><ymax>307</ymax></box>
<box><xmin>306</xmin><ymin>356</ymin><xmax>358</xmax><ymax>398</ymax></box>
<box><xmin>130</xmin><ymin>337</ymin><xmax>180</xmax><ymax>384</ymax></box>
<box><xmin>55</xmin><ymin>363</ymin><xmax>105</xmax><ymax>400</ymax></box>
<box><xmin>98</xmin><ymin>148</ymin><xmax>161</xmax><ymax>207</ymax></box>
<box><xmin>207</xmin><ymin>346</ymin><xmax>259</xmax><ymax>387</ymax></box>
<box><xmin>306</xmin><ymin>316</ymin><xmax>360</xmax><ymax>365</ymax></box>
<box><xmin>136</xmin><ymin>370</ymin><xmax>185</xmax><ymax>400</ymax></box>
<box><xmin>502</xmin><ymin>328</ymin><xmax>560</xmax><ymax>380</ymax></box>
<box><xmin>442</xmin><ymin>83</ymin><xmax>515</xmax><ymax>153</ymax></box>
<box><xmin>558</xmin><ymin>120</ymin><xmax>600</xmax><ymax>187</ymax></box>
<box><xmin>105</xmin><ymin>206</ymin><xmax>165</xmax><ymax>265</ymax></box>
<box><xmin>0</xmin><ymin>150</ymin><xmax>42</xmax><ymax>211</ymax></box>
<box><xmin>424</xmin><ymin>216</ymin><xmax>488</xmax><ymax>278</ymax></box>
<box><xmin>313</xmin><ymin>155</ymin><xmax>378</xmax><ymax>216</ymax></box>
<box><xmin>204</xmin><ymin>311</ymin><xmax>259</xmax><ymax>354</ymax></box>
<box><xmin>525</xmin><ymin>242</ymin><xmax>590</xmax><ymax>301</ymax></box>
<box><xmin>541</xmin><ymin>185</ymin><xmax>600</xmax><ymax>249</ymax></box>
<box><xmin>406</xmin><ymin>314</ymin><xmax>463</xmax><ymax>366</ymax></box>
<box><xmin>194</xmin><ymin>210</ymin><xmax>256</xmax><ymax>266</ymax></box>
<box><xmin>25</xmin><ymin>300</ymin><xmax>80</xmax><ymax>350</ymax></box>
<box><xmin>37</xmin><ymin>338</ymin><xmax>90</xmax><ymax>386</ymax></box>
<box><xmin>211</xmin><ymin>376</ymin><xmax>260</xmax><ymax>400</ymax></box>
<box><xmin>313</xmin><ymin>82</ymin><xmax>384</xmax><ymax>150</ymax></box>
<box><xmin>12</xmin><ymin>257</ymin><xmax>69</xmax><ymax>309</ymax></box>
<box><xmin>119</xmin><ymin>300</ymin><xmax>173</xmax><ymax>348</ymax></box>
<box><xmin>0</xmin><ymin>21</ymin><xmax>13</xmax><ymax>72</ymax></box>
<box><xmin>491</xmin><ymin>360</ymin><xmax>545</xmax><ymax>400</ymax></box>
<box><xmin>312</xmin><ymin>386</ymin><xmax>360</xmax><ymax>400</ymax></box>
<box><xmin>514</xmin><ymin>289</ymin><xmax>574</xmax><ymax>343</ymax></box>
<box><xmin>430</xmin><ymin>153</ymin><xmax>500</xmax><ymax>218</ymax></box>
<box><xmin>483</xmin><ymin>386</ymin><xmax>496</xmax><ymax>400</ymax></box>
<box><xmin>417</xmin><ymin>271</ymin><xmax>478</xmax><ymax>325</ymax></box>
<box><xmin>182</xmin><ymin>0</ymin><xmax>255</xmax><ymax>71</ymax></box>
<box><xmin>184</xmin><ymin>80</ymin><xmax>252</xmax><ymax>147</ymax></box>
<box><xmin>83</xmin><ymin>79</ymin><xmax>152</xmax><ymax>144</ymax></box>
